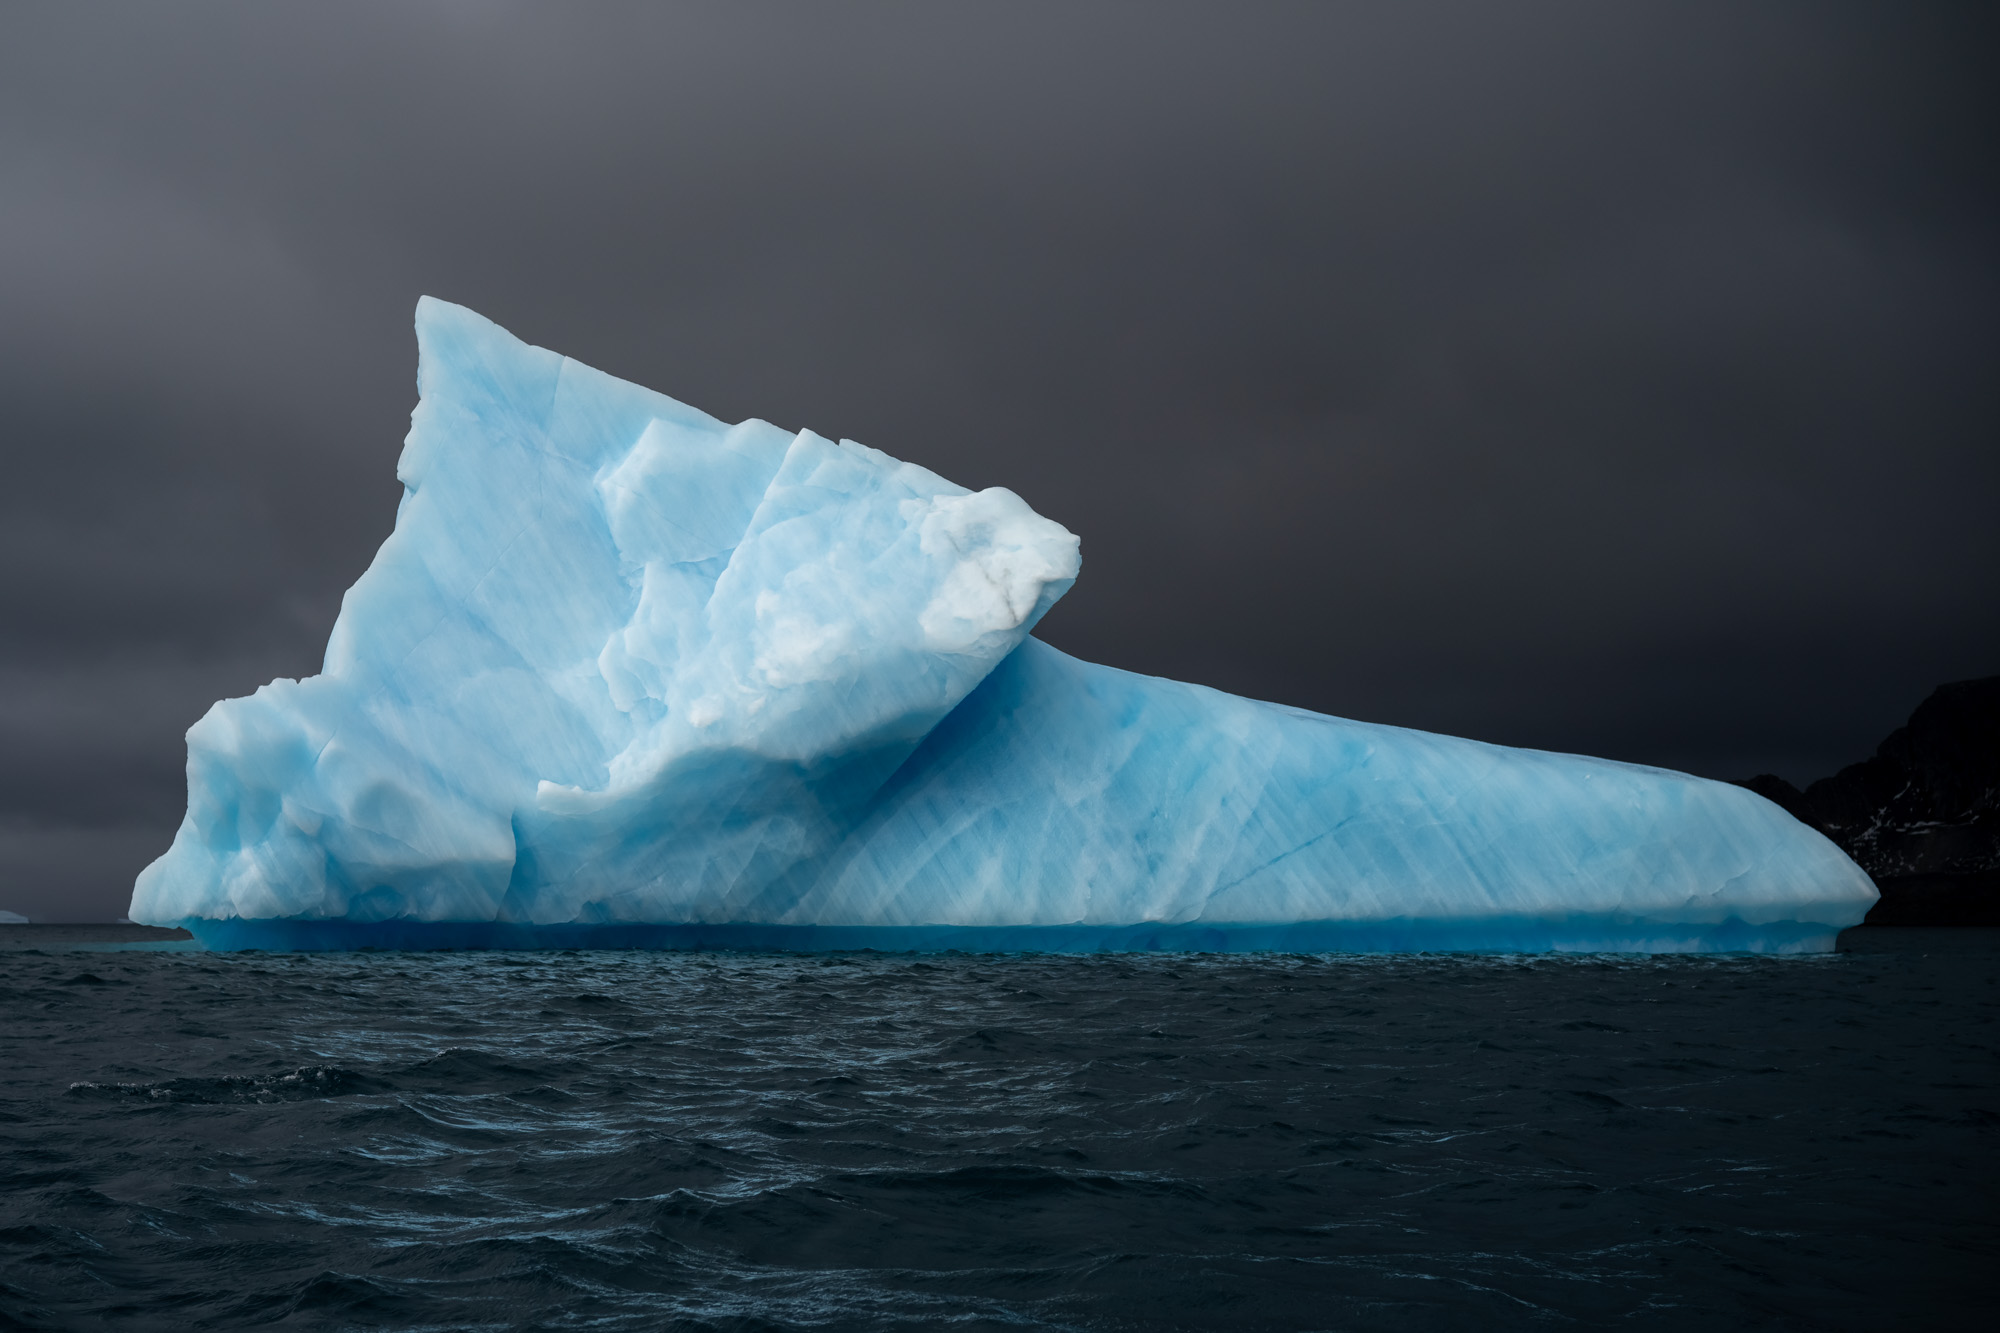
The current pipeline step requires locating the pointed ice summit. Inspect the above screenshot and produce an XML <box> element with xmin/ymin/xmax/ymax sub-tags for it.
<box><xmin>132</xmin><ymin>300</ymin><xmax>1875</xmax><ymax>951</ymax></box>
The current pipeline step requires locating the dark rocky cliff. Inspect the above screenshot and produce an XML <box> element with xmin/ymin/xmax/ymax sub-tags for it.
<box><xmin>1734</xmin><ymin>676</ymin><xmax>1999</xmax><ymax>925</ymax></box>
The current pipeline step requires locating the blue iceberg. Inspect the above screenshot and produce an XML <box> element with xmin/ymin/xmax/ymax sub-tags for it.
<box><xmin>132</xmin><ymin>300</ymin><xmax>1876</xmax><ymax>952</ymax></box>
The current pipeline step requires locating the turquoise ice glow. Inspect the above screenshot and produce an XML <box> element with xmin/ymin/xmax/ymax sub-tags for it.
<box><xmin>132</xmin><ymin>301</ymin><xmax>1875</xmax><ymax>952</ymax></box>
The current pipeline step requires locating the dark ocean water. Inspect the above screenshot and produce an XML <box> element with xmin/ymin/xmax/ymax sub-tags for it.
<box><xmin>2</xmin><ymin>940</ymin><xmax>1994</xmax><ymax>1331</ymax></box>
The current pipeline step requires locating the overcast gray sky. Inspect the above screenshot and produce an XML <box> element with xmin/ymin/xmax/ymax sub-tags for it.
<box><xmin>3</xmin><ymin>2</ymin><xmax>1995</xmax><ymax>919</ymax></box>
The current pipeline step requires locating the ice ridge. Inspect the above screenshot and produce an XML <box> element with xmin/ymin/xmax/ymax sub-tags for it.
<box><xmin>131</xmin><ymin>300</ymin><xmax>1877</xmax><ymax>951</ymax></box>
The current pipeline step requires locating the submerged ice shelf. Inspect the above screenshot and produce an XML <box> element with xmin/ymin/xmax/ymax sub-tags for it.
<box><xmin>133</xmin><ymin>300</ymin><xmax>1876</xmax><ymax>952</ymax></box>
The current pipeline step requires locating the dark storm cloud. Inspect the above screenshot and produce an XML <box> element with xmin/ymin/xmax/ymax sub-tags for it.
<box><xmin>2</xmin><ymin>2</ymin><xmax>1995</xmax><ymax>918</ymax></box>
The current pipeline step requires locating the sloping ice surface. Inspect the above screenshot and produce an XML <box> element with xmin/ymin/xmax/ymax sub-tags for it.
<box><xmin>133</xmin><ymin>300</ymin><xmax>1876</xmax><ymax>952</ymax></box>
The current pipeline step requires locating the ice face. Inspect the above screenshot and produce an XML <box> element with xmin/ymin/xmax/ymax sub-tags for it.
<box><xmin>131</xmin><ymin>300</ymin><xmax>1876</xmax><ymax>951</ymax></box>
<box><xmin>802</xmin><ymin>639</ymin><xmax>1876</xmax><ymax>951</ymax></box>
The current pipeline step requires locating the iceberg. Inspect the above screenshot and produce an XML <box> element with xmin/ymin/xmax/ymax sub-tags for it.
<box><xmin>131</xmin><ymin>300</ymin><xmax>1876</xmax><ymax>952</ymax></box>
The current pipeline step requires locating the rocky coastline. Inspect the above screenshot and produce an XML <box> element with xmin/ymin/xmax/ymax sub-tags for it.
<box><xmin>1735</xmin><ymin>676</ymin><xmax>1999</xmax><ymax>926</ymax></box>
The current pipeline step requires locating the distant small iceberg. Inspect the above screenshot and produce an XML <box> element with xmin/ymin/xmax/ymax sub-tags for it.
<box><xmin>132</xmin><ymin>300</ymin><xmax>1876</xmax><ymax>952</ymax></box>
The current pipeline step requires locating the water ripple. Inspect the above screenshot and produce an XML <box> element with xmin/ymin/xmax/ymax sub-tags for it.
<box><xmin>1</xmin><ymin>946</ymin><xmax>1993</xmax><ymax>1329</ymax></box>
